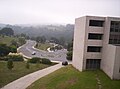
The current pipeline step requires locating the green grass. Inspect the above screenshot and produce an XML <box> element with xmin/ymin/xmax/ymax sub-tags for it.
<box><xmin>36</xmin><ymin>43</ymin><xmax>53</xmax><ymax>51</ymax></box>
<box><xmin>0</xmin><ymin>61</ymin><xmax>55</xmax><ymax>88</ymax></box>
<box><xmin>97</xmin><ymin>70</ymin><xmax>120</xmax><ymax>89</ymax></box>
<box><xmin>27</xmin><ymin>65</ymin><xmax>120</xmax><ymax>89</ymax></box>
<box><xmin>0</xmin><ymin>36</ymin><xmax>17</xmax><ymax>45</ymax></box>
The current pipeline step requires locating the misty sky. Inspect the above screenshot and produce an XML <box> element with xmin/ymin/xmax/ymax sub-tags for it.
<box><xmin>0</xmin><ymin>0</ymin><xmax>120</xmax><ymax>25</ymax></box>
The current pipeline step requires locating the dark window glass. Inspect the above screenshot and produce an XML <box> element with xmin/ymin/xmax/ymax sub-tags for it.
<box><xmin>87</xmin><ymin>46</ymin><xmax>102</xmax><ymax>52</ymax></box>
<box><xmin>88</xmin><ymin>33</ymin><xmax>103</xmax><ymax>40</ymax></box>
<box><xmin>89</xmin><ymin>20</ymin><xmax>104</xmax><ymax>27</ymax></box>
<box><xmin>109</xmin><ymin>34</ymin><xmax>120</xmax><ymax>44</ymax></box>
<box><xmin>110</xmin><ymin>21</ymin><xmax>120</xmax><ymax>32</ymax></box>
<box><xmin>109</xmin><ymin>21</ymin><xmax>120</xmax><ymax>44</ymax></box>
<box><xmin>86</xmin><ymin>59</ymin><xmax>101</xmax><ymax>69</ymax></box>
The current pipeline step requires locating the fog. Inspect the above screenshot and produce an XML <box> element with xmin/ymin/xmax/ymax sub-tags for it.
<box><xmin>0</xmin><ymin>0</ymin><xmax>120</xmax><ymax>24</ymax></box>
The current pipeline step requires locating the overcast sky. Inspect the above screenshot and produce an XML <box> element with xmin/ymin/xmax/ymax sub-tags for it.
<box><xmin>0</xmin><ymin>0</ymin><xmax>120</xmax><ymax>25</ymax></box>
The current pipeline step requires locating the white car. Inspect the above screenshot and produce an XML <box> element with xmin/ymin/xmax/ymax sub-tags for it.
<box><xmin>32</xmin><ymin>51</ymin><xmax>36</xmax><ymax>55</ymax></box>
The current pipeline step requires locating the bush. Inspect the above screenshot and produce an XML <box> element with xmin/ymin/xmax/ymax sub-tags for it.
<box><xmin>26</xmin><ymin>61</ymin><xmax>30</xmax><ymax>69</ymax></box>
<box><xmin>29</xmin><ymin>57</ymin><xmax>41</xmax><ymax>63</ymax></box>
<box><xmin>0</xmin><ymin>44</ymin><xmax>10</xmax><ymax>57</ymax></box>
<box><xmin>41</xmin><ymin>58</ymin><xmax>52</xmax><ymax>65</ymax></box>
<box><xmin>0</xmin><ymin>57</ymin><xmax>5</xmax><ymax>61</ymax></box>
<box><xmin>9</xmin><ymin>45</ymin><xmax>17</xmax><ymax>53</ymax></box>
<box><xmin>5</xmin><ymin>55</ymin><xmax>24</xmax><ymax>61</ymax></box>
<box><xmin>66</xmin><ymin>51</ymin><xmax>72</xmax><ymax>61</ymax></box>
<box><xmin>7</xmin><ymin>59</ymin><xmax>14</xmax><ymax>70</ymax></box>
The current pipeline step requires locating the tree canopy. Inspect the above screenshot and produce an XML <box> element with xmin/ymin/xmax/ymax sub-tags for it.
<box><xmin>0</xmin><ymin>27</ymin><xmax>14</xmax><ymax>36</ymax></box>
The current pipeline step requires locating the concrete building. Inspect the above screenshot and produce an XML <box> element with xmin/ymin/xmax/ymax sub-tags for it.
<box><xmin>72</xmin><ymin>16</ymin><xmax>120</xmax><ymax>79</ymax></box>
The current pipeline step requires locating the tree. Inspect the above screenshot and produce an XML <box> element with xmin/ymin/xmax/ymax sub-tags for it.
<box><xmin>26</xmin><ymin>61</ymin><xmax>30</xmax><ymax>69</ymax></box>
<box><xmin>0</xmin><ymin>27</ymin><xmax>14</xmax><ymax>36</ymax></box>
<box><xmin>7</xmin><ymin>59</ymin><xmax>14</xmax><ymax>70</ymax></box>
<box><xmin>0</xmin><ymin>44</ymin><xmax>10</xmax><ymax>57</ymax></box>
<box><xmin>50</xmin><ymin>37</ymin><xmax>59</xmax><ymax>44</ymax></box>
<box><xmin>59</xmin><ymin>37</ymin><xmax>65</xmax><ymax>46</ymax></box>
<box><xmin>9</xmin><ymin>45</ymin><xmax>17</xmax><ymax>53</ymax></box>
<box><xmin>18</xmin><ymin>37</ymin><xmax>26</xmax><ymax>46</ymax></box>
<box><xmin>66</xmin><ymin>51</ymin><xmax>72</xmax><ymax>61</ymax></box>
<box><xmin>36</xmin><ymin>36</ymin><xmax>41</xmax><ymax>43</ymax></box>
<box><xmin>67</xmin><ymin>41</ymin><xmax>73</xmax><ymax>51</ymax></box>
<box><xmin>11</xmin><ymin>40</ymin><xmax>18</xmax><ymax>47</ymax></box>
<box><xmin>36</xmin><ymin>36</ymin><xmax>46</xmax><ymax>43</ymax></box>
<box><xmin>20</xmin><ymin>33</ymin><xmax>26</xmax><ymax>37</ymax></box>
<box><xmin>41</xmin><ymin>36</ymin><xmax>46</xmax><ymax>43</ymax></box>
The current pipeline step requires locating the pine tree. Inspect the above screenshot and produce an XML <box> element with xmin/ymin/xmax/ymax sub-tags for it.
<box><xmin>26</xmin><ymin>61</ymin><xmax>30</xmax><ymax>69</ymax></box>
<box><xmin>7</xmin><ymin>59</ymin><xmax>14</xmax><ymax>70</ymax></box>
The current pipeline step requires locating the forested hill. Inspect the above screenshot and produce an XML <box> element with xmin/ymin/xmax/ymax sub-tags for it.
<box><xmin>0</xmin><ymin>24</ymin><xmax>74</xmax><ymax>42</ymax></box>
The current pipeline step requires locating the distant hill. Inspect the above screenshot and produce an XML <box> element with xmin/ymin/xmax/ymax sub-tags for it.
<box><xmin>0</xmin><ymin>24</ymin><xmax>74</xmax><ymax>42</ymax></box>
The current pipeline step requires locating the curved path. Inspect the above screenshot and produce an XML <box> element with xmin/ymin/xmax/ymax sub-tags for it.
<box><xmin>1</xmin><ymin>63</ymin><xmax>63</xmax><ymax>89</ymax></box>
<box><xmin>18</xmin><ymin>40</ymin><xmax>67</xmax><ymax>62</ymax></box>
<box><xmin>1</xmin><ymin>40</ymin><xmax>68</xmax><ymax>89</ymax></box>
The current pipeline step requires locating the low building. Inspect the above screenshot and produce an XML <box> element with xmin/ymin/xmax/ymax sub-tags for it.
<box><xmin>72</xmin><ymin>16</ymin><xmax>120</xmax><ymax>79</ymax></box>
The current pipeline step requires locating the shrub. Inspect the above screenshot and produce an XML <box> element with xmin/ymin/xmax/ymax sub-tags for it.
<box><xmin>26</xmin><ymin>61</ymin><xmax>30</xmax><ymax>69</ymax></box>
<box><xmin>5</xmin><ymin>55</ymin><xmax>24</xmax><ymax>61</ymax></box>
<box><xmin>9</xmin><ymin>45</ymin><xmax>17</xmax><ymax>53</ymax></box>
<box><xmin>41</xmin><ymin>58</ymin><xmax>52</xmax><ymax>65</ymax></box>
<box><xmin>50</xmin><ymin>47</ymin><xmax>55</xmax><ymax>51</ymax></box>
<box><xmin>29</xmin><ymin>57</ymin><xmax>41</xmax><ymax>63</ymax></box>
<box><xmin>7</xmin><ymin>59</ymin><xmax>14</xmax><ymax>70</ymax></box>
<box><xmin>66</xmin><ymin>51</ymin><xmax>72</xmax><ymax>61</ymax></box>
<box><xmin>0</xmin><ymin>57</ymin><xmax>5</xmax><ymax>61</ymax></box>
<box><xmin>0</xmin><ymin>44</ymin><xmax>10</xmax><ymax>57</ymax></box>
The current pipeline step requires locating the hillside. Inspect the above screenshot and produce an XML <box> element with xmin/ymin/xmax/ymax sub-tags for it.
<box><xmin>0</xmin><ymin>24</ymin><xmax>74</xmax><ymax>42</ymax></box>
<box><xmin>0</xmin><ymin>36</ymin><xmax>17</xmax><ymax>46</ymax></box>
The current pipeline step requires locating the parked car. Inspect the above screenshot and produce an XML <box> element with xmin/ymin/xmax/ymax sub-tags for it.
<box><xmin>62</xmin><ymin>61</ymin><xmax>68</xmax><ymax>66</ymax></box>
<box><xmin>32</xmin><ymin>51</ymin><xmax>36</xmax><ymax>55</ymax></box>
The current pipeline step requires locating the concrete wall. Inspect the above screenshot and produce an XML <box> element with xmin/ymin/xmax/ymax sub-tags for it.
<box><xmin>113</xmin><ymin>46</ymin><xmax>120</xmax><ymax>79</ymax></box>
<box><xmin>101</xmin><ymin>44</ymin><xmax>116</xmax><ymax>79</ymax></box>
<box><xmin>101</xmin><ymin>17</ymin><xmax>120</xmax><ymax>79</ymax></box>
<box><xmin>72</xmin><ymin>16</ymin><xmax>86</xmax><ymax>71</ymax></box>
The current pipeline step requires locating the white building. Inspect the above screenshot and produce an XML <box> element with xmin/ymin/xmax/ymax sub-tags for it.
<box><xmin>72</xmin><ymin>16</ymin><xmax>120</xmax><ymax>79</ymax></box>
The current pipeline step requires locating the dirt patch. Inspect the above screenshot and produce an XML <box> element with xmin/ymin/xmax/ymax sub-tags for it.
<box><xmin>66</xmin><ymin>78</ymin><xmax>78</xmax><ymax>85</ymax></box>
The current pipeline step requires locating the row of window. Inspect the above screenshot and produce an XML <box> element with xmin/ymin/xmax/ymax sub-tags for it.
<box><xmin>87</xmin><ymin>46</ymin><xmax>102</xmax><ymax>52</ymax></box>
<box><xmin>88</xmin><ymin>33</ymin><xmax>103</xmax><ymax>40</ymax></box>
<box><xmin>110</xmin><ymin>21</ymin><xmax>120</xmax><ymax>32</ymax></box>
<box><xmin>86</xmin><ymin>59</ymin><xmax>101</xmax><ymax>69</ymax></box>
<box><xmin>89</xmin><ymin>20</ymin><xmax>104</xmax><ymax>27</ymax></box>
<box><xmin>110</xmin><ymin>28</ymin><xmax>120</xmax><ymax>32</ymax></box>
<box><xmin>109</xmin><ymin>39</ymin><xmax>120</xmax><ymax>44</ymax></box>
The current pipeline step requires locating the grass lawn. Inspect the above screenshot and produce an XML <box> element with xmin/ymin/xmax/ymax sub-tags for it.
<box><xmin>36</xmin><ymin>43</ymin><xmax>53</xmax><ymax>51</ymax></box>
<box><xmin>27</xmin><ymin>65</ymin><xmax>120</xmax><ymax>89</ymax></box>
<box><xmin>0</xmin><ymin>61</ymin><xmax>55</xmax><ymax>88</ymax></box>
<box><xmin>0</xmin><ymin>36</ymin><xmax>17</xmax><ymax>45</ymax></box>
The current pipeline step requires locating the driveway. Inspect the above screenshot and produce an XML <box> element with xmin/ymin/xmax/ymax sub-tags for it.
<box><xmin>18</xmin><ymin>40</ymin><xmax>67</xmax><ymax>62</ymax></box>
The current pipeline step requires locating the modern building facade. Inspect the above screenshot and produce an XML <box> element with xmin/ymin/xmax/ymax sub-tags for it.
<box><xmin>72</xmin><ymin>16</ymin><xmax>120</xmax><ymax>79</ymax></box>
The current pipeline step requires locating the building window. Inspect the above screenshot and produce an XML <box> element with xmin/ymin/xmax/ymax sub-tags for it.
<box><xmin>109</xmin><ymin>34</ymin><xmax>120</xmax><ymax>44</ymax></box>
<box><xmin>110</xmin><ymin>21</ymin><xmax>120</xmax><ymax>32</ymax></box>
<box><xmin>86</xmin><ymin>59</ymin><xmax>101</xmax><ymax>69</ymax></box>
<box><xmin>87</xmin><ymin>46</ymin><xmax>102</xmax><ymax>52</ymax></box>
<box><xmin>88</xmin><ymin>33</ymin><xmax>103</xmax><ymax>40</ymax></box>
<box><xmin>89</xmin><ymin>20</ymin><xmax>104</xmax><ymax>27</ymax></box>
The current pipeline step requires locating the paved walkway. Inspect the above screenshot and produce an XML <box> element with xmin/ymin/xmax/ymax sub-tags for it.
<box><xmin>1</xmin><ymin>63</ymin><xmax>63</xmax><ymax>89</ymax></box>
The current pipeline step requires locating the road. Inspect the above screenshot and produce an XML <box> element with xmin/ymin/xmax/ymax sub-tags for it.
<box><xmin>18</xmin><ymin>40</ymin><xmax>67</xmax><ymax>62</ymax></box>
